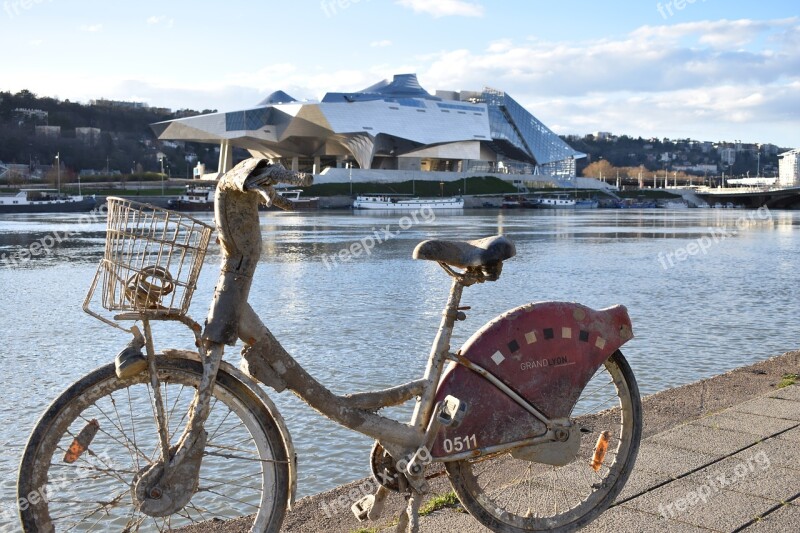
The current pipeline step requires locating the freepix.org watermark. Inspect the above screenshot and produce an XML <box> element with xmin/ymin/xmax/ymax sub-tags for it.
<box><xmin>657</xmin><ymin>0</ymin><xmax>708</xmax><ymax>20</ymax></box>
<box><xmin>319</xmin><ymin>446</ymin><xmax>433</xmax><ymax>518</ymax></box>
<box><xmin>320</xmin><ymin>0</ymin><xmax>372</xmax><ymax>18</ymax></box>
<box><xmin>0</xmin><ymin>203</ymin><xmax>107</xmax><ymax>269</ymax></box>
<box><xmin>3</xmin><ymin>0</ymin><xmax>53</xmax><ymax>19</ymax></box>
<box><xmin>320</xmin><ymin>206</ymin><xmax>435</xmax><ymax>270</ymax></box>
<box><xmin>657</xmin><ymin>206</ymin><xmax>772</xmax><ymax>270</ymax></box>
<box><xmin>658</xmin><ymin>450</ymin><xmax>771</xmax><ymax>519</ymax></box>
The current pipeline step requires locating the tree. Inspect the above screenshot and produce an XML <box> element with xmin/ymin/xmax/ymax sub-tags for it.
<box><xmin>582</xmin><ymin>160</ymin><xmax>614</xmax><ymax>179</ymax></box>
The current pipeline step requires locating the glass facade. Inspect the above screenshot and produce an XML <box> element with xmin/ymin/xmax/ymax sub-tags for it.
<box><xmin>225</xmin><ymin>107</ymin><xmax>271</xmax><ymax>131</ymax></box>
<box><xmin>476</xmin><ymin>88</ymin><xmax>584</xmax><ymax>173</ymax></box>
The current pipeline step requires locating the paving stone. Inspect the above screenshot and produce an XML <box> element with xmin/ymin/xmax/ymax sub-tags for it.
<box><xmin>741</xmin><ymin>503</ymin><xmax>800</xmax><ymax>532</ymax></box>
<box><xmin>624</xmin><ymin>479</ymin><xmax>777</xmax><ymax>531</ymax></box>
<box><xmin>616</xmin><ymin>466</ymin><xmax>673</xmax><ymax>503</ymax></box>
<box><xmin>681</xmin><ymin>453</ymin><xmax>800</xmax><ymax>503</ymax></box>
<box><xmin>731</xmin><ymin>397</ymin><xmax>800</xmax><ymax>421</ymax></box>
<box><xmin>692</xmin><ymin>410</ymin><xmax>797</xmax><ymax>438</ymax></box>
<box><xmin>583</xmin><ymin>504</ymin><xmax>711</xmax><ymax>532</ymax></box>
<box><xmin>775</xmin><ymin>425</ymin><xmax>800</xmax><ymax>442</ymax></box>
<box><xmin>633</xmin><ymin>440</ymin><xmax>718</xmax><ymax>478</ymax></box>
<box><xmin>746</xmin><ymin>439</ymin><xmax>800</xmax><ymax>472</ymax></box>
<box><xmin>768</xmin><ymin>385</ymin><xmax>800</xmax><ymax>401</ymax></box>
<box><xmin>416</xmin><ymin>508</ymin><xmax>491</xmax><ymax>532</ymax></box>
<box><xmin>649</xmin><ymin>423</ymin><xmax>760</xmax><ymax>457</ymax></box>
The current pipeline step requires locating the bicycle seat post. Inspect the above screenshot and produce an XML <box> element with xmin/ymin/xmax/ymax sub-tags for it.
<box><xmin>408</xmin><ymin>273</ymin><xmax>468</xmax><ymax>433</ymax></box>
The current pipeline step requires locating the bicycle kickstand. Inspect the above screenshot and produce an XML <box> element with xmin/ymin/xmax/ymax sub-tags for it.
<box><xmin>396</xmin><ymin>490</ymin><xmax>422</xmax><ymax>533</ymax></box>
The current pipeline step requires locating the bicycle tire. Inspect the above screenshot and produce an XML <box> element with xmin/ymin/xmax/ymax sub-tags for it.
<box><xmin>445</xmin><ymin>350</ymin><xmax>642</xmax><ymax>532</ymax></box>
<box><xmin>18</xmin><ymin>356</ymin><xmax>290</xmax><ymax>532</ymax></box>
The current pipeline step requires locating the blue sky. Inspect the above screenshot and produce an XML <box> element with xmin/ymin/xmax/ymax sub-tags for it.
<box><xmin>2</xmin><ymin>0</ymin><xmax>798</xmax><ymax>146</ymax></box>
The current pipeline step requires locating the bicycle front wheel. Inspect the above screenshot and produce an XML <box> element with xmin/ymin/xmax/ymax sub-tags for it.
<box><xmin>18</xmin><ymin>356</ymin><xmax>289</xmax><ymax>532</ymax></box>
<box><xmin>446</xmin><ymin>350</ymin><xmax>642</xmax><ymax>532</ymax></box>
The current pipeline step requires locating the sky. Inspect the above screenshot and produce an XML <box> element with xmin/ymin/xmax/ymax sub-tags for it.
<box><xmin>1</xmin><ymin>0</ymin><xmax>798</xmax><ymax>147</ymax></box>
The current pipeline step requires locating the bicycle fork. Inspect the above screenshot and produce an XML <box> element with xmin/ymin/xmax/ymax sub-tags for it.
<box><xmin>129</xmin><ymin>319</ymin><xmax>226</xmax><ymax>518</ymax></box>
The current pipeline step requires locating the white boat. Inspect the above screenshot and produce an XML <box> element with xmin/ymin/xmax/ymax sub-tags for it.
<box><xmin>272</xmin><ymin>189</ymin><xmax>319</xmax><ymax>210</ymax></box>
<box><xmin>0</xmin><ymin>189</ymin><xmax>96</xmax><ymax>213</ymax></box>
<box><xmin>168</xmin><ymin>184</ymin><xmax>318</xmax><ymax>211</ymax></box>
<box><xmin>533</xmin><ymin>193</ymin><xmax>577</xmax><ymax>209</ymax></box>
<box><xmin>353</xmin><ymin>195</ymin><xmax>464</xmax><ymax>210</ymax></box>
<box><xmin>167</xmin><ymin>183</ymin><xmax>216</xmax><ymax>211</ymax></box>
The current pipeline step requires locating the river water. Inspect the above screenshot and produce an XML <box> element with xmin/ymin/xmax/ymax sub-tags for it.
<box><xmin>1</xmin><ymin>207</ymin><xmax>798</xmax><ymax>512</ymax></box>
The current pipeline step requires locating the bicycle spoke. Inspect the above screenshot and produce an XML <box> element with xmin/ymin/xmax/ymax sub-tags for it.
<box><xmin>127</xmin><ymin>386</ymin><xmax>141</xmax><ymax>472</ymax></box>
<box><xmin>108</xmin><ymin>395</ymin><xmax>138</xmax><ymax>467</ymax></box>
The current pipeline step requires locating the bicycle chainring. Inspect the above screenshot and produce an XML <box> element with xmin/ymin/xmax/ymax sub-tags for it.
<box><xmin>370</xmin><ymin>441</ymin><xmax>401</xmax><ymax>492</ymax></box>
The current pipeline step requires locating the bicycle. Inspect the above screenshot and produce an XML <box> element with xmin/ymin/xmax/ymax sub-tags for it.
<box><xmin>17</xmin><ymin>157</ymin><xmax>642</xmax><ymax>532</ymax></box>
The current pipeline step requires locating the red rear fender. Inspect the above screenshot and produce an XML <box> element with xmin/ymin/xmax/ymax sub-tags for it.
<box><xmin>432</xmin><ymin>302</ymin><xmax>633</xmax><ymax>459</ymax></box>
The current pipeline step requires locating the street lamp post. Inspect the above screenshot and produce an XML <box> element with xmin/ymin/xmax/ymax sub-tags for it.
<box><xmin>55</xmin><ymin>152</ymin><xmax>60</xmax><ymax>194</ymax></box>
<box><xmin>159</xmin><ymin>157</ymin><xmax>165</xmax><ymax>195</ymax></box>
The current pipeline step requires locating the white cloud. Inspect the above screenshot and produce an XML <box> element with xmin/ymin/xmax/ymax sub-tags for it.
<box><xmin>404</xmin><ymin>18</ymin><xmax>800</xmax><ymax>144</ymax></box>
<box><xmin>396</xmin><ymin>0</ymin><xmax>483</xmax><ymax>18</ymax></box>
<box><xmin>80</xmin><ymin>24</ymin><xmax>103</xmax><ymax>32</ymax></box>
<box><xmin>370</xmin><ymin>40</ymin><xmax>393</xmax><ymax>48</ymax></box>
<box><xmin>147</xmin><ymin>15</ymin><xmax>174</xmax><ymax>28</ymax></box>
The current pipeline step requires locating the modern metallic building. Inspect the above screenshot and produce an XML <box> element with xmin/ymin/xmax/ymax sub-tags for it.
<box><xmin>152</xmin><ymin>74</ymin><xmax>585</xmax><ymax>182</ymax></box>
<box><xmin>778</xmin><ymin>149</ymin><xmax>800</xmax><ymax>187</ymax></box>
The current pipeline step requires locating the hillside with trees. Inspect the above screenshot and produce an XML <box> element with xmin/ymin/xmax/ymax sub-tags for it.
<box><xmin>0</xmin><ymin>89</ymin><xmax>219</xmax><ymax>181</ymax></box>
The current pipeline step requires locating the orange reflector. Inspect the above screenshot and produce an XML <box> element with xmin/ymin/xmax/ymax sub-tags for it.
<box><xmin>63</xmin><ymin>419</ymin><xmax>100</xmax><ymax>464</ymax></box>
<box><xmin>589</xmin><ymin>430</ymin><xmax>611</xmax><ymax>472</ymax></box>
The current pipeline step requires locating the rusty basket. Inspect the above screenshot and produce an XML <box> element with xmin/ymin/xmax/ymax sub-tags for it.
<box><xmin>84</xmin><ymin>197</ymin><xmax>214</xmax><ymax>326</ymax></box>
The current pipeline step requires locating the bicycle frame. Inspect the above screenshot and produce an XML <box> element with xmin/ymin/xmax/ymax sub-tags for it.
<box><xmin>131</xmin><ymin>157</ymin><xmax>635</xmax><ymax>519</ymax></box>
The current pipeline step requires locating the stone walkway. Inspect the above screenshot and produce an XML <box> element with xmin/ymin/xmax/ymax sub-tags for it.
<box><xmin>416</xmin><ymin>384</ymin><xmax>800</xmax><ymax>532</ymax></box>
<box><xmin>180</xmin><ymin>353</ymin><xmax>800</xmax><ymax>533</ymax></box>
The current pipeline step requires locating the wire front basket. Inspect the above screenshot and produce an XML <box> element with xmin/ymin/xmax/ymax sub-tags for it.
<box><xmin>84</xmin><ymin>197</ymin><xmax>214</xmax><ymax>328</ymax></box>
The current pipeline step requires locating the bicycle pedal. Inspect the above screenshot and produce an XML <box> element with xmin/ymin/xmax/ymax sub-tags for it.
<box><xmin>351</xmin><ymin>494</ymin><xmax>375</xmax><ymax>522</ymax></box>
<box><xmin>115</xmin><ymin>346</ymin><xmax>147</xmax><ymax>379</ymax></box>
<box><xmin>437</xmin><ymin>395</ymin><xmax>467</xmax><ymax>428</ymax></box>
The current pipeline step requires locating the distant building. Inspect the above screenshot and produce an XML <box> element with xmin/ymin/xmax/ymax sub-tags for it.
<box><xmin>778</xmin><ymin>149</ymin><xmax>800</xmax><ymax>187</ymax></box>
<box><xmin>153</xmin><ymin>73</ymin><xmax>586</xmax><ymax>181</ymax></box>
<box><xmin>13</xmin><ymin>108</ymin><xmax>48</xmax><ymax>121</ymax></box>
<box><xmin>673</xmin><ymin>164</ymin><xmax>717</xmax><ymax>175</ymax></box>
<box><xmin>0</xmin><ymin>162</ymin><xmax>32</xmax><ymax>180</ymax></box>
<box><xmin>760</xmin><ymin>143</ymin><xmax>779</xmax><ymax>155</ymax></box>
<box><xmin>91</xmin><ymin>98</ymin><xmax>148</xmax><ymax>109</ymax></box>
<box><xmin>719</xmin><ymin>147</ymin><xmax>736</xmax><ymax>166</ymax></box>
<box><xmin>35</xmin><ymin>125</ymin><xmax>61</xmax><ymax>138</ymax></box>
<box><xmin>593</xmin><ymin>131</ymin><xmax>613</xmax><ymax>141</ymax></box>
<box><xmin>698</xmin><ymin>141</ymin><xmax>713</xmax><ymax>153</ymax></box>
<box><xmin>75</xmin><ymin>127</ymin><xmax>101</xmax><ymax>145</ymax></box>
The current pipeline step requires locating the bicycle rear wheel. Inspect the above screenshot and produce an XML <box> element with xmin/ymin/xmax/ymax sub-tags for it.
<box><xmin>18</xmin><ymin>356</ymin><xmax>289</xmax><ymax>532</ymax></box>
<box><xmin>446</xmin><ymin>350</ymin><xmax>642</xmax><ymax>532</ymax></box>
